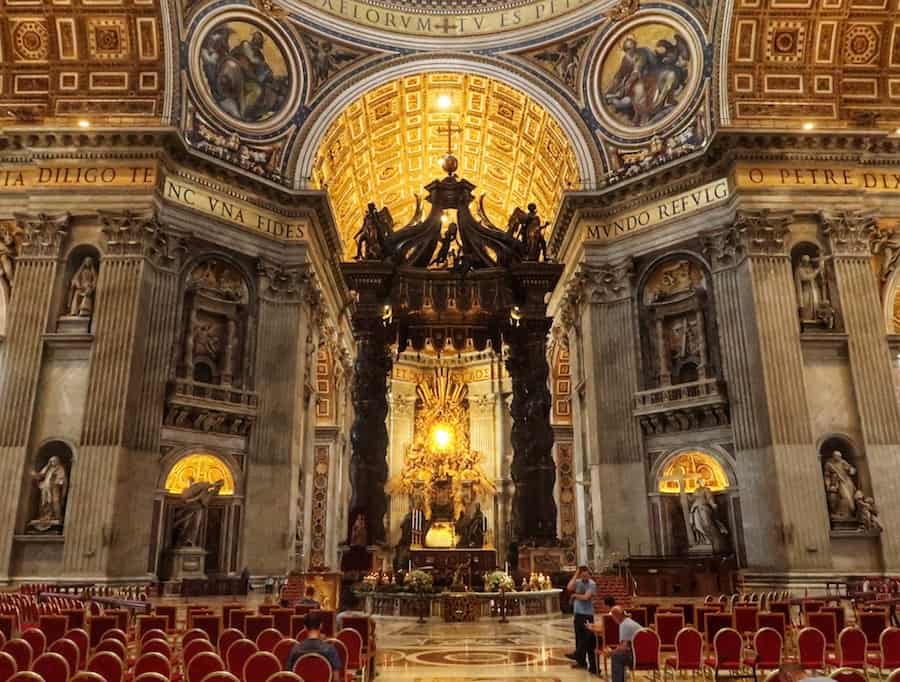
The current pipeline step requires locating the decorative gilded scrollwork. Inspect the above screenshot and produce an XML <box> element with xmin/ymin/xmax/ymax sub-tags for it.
<box><xmin>165</xmin><ymin>453</ymin><xmax>236</xmax><ymax>495</ymax></box>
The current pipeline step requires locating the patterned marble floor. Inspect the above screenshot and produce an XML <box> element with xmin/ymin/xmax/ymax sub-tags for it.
<box><xmin>373</xmin><ymin>615</ymin><xmax>601</xmax><ymax>681</ymax></box>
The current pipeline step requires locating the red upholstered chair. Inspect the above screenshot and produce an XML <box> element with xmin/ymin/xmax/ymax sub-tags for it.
<box><xmin>3</xmin><ymin>640</ymin><xmax>33</xmax><ymax>673</ymax></box>
<box><xmin>199</xmin><ymin>672</ymin><xmax>239</xmax><ymax>682</ymax></box>
<box><xmin>133</xmin><ymin>652</ymin><xmax>171</xmax><ymax>679</ymax></box>
<box><xmin>289</xmin><ymin>618</ymin><xmax>306</xmax><ymax>642</ymax></box>
<box><xmin>821</xmin><ymin>607</ymin><xmax>846</xmax><ymax>634</ymax></box>
<box><xmin>33</xmin><ymin>651</ymin><xmax>71</xmax><ymax>682</ymax></box>
<box><xmin>88</xmin><ymin>619</ymin><xmax>117</xmax><ymax>651</ymax></box>
<box><xmin>0</xmin><ymin>633</ymin><xmax>5</xmax><ymax>651</ymax></box>
<box><xmin>802</xmin><ymin>601</ymin><xmax>825</xmax><ymax>620</ymax></box>
<box><xmin>183</xmin><ymin>629</ymin><xmax>210</xmax><ymax>648</ymax></box>
<box><xmin>0</xmin><ymin>651</ymin><xmax>17</xmax><ymax>682</ymax></box>
<box><xmin>243</xmin><ymin>619</ymin><xmax>272</xmax><ymax>647</ymax></box>
<box><xmin>292</xmin><ymin>606</ymin><xmax>311</xmax><ymax>617</ymax></box>
<box><xmin>190</xmin><ymin>616</ymin><xmax>221</xmax><ymax>645</ymax></box>
<box><xmin>221</xmin><ymin>607</ymin><xmax>244</xmax><ymax>629</ymax></box>
<box><xmin>9</xmin><ymin>673</ymin><xmax>44</xmax><ymax>682</ymax></box>
<box><xmin>39</xmin><ymin>616</ymin><xmax>70</xmax><ymax>647</ymax></box>
<box><xmin>86</xmin><ymin>653</ymin><xmax>124</xmax><ymax>682</ymax></box>
<box><xmin>858</xmin><ymin>611</ymin><xmax>888</xmax><ymax>652</ymax></box>
<box><xmin>184</xmin><ymin>639</ymin><xmax>216</xmax><ymax>667</ymax></box>
<box><xmin>706</xmin><ymin>613</ymin><xmax>735</xmax><ymax>646</ymax></box>
<box><xmin>745</xmin><ymin>627</ymin><xmax>783</xmax><ymax>673</ymax></box>
<box><xmin>71</xmin><ymin>672</ymin><xmax>105</xmax><ymax>682</ymax></box>
<box><xmin>830</xmin><ymin>668</ymin><xmax>866</xmax><ymax>682</ymax></box>
<box><xmin>632</xmin><ymin>628</ymin><xmax>661</xmax><ymax>681</ymax></box>
<box><xmin>674</xmin><ymin>603</ymin><xmax>696</xmax><ymax>627</ymax></box>
<box><xmin>796</xmin><ymin>627</ymin><xmax>828</xmax><ymax>673</ymax></box>
<box><xmin>628</xmin><ymin>607</ymin><xmax>648</xmax><ymax>628</ymax></box>
<box><xmin>228</xmin><ymin>612</ymin><xmax>252</xmax><ymax>635</ymax></box>
<box><xmin>254</xmin><ymin>630</ymin><xmax>281</xmax><ymax>654</ymax></box>
<box><xmin>734</xmin><ymin>606</ymin><xmax>759</xmax><ymax>638</ymax></box>
<box><xmin>270</xmin><ymin>612</ymin><xmax>293</xmax><ymax>639</ymax></box>
<box><xmin>218</xmin><ymin>630</ymin><xmax>243</xmax><ymax>659</ymax></box>
<box><xmin>63</xmin><ymin>630</ymin><xmax>88</xmax><ymax>669</ymax></box>
<box><xmin>664</xmin><ymin>627</ymin><xmax>703</xmax><ymax>680</ymax></box>
<box><xmin>135</xmin><ymin>618</ymin><xmax>168</xmax><ymax>644</ymax></box>
<box><xmin>21</xmin><ymin>629</ymin><xmax>46</xmax><ymax>658</ymax></box>
<box><xmin>140</xmin><ymin>638</ymin><xmax>171</xmax><ymax>660</ymax></box>
<box><xmin>809</xmin><ymin>612</ymin><xmax>838</xmax><ymax>650</ymax></box>
<box><xmin>757</xmin><ymin>612</ymin><xmax>787</xmax><ymax>644</ymax></box>
<box><xmin>770</xmin><ymin>602</ymin><xmax>795</xmax><ymax>629</ymax></box>
<box><xmin>0</xmin><ymin>619</ymin><xmax>16</xmax><ymax>644</ymax></box>
<box><xmin>61</xmin><ymin>613</ymin><xmax>85</xmax><ymax>633</ymax></box>
<box><xmin>186</xmin><ymin>652</ymin><xmax>225</xmax><ymax>682</ymax></box>
<box><xmin>829</xmin><ymin>627</ymin><xmax>867</xmax><ymax>669</ymax></box>
<box><xmin>140</xmin><ymin>630</ymin><xmax>167</xmax><ymax>647</ymax></box>
<box><xmin>326</xmin><ymin>638</ymin><xmax>347</xmax><ymax>675</ymax></box>
<box><xmin>655</xmin><ymin>613</ymin><xmax>685</xmax><ymax>653</ymax></box>
<box><xmin>336</xmin><ymin>629</ymin><xmax>362</xmax><ymax>677</ymax></box>
<box><xmin>133</xmin><ymin>674</ymin><xmax>169</xmax><ymax>682</ymax></box>
<box><xmin>867</xmin><ymin>626</ymin><xmax>900</xmax><ymax>676</ymax></box>
<box><xmin>93</xmin><ymin>641</ymin><xmax>125</xmax><ymax>663</ymax></box>
<box><xmin>152</xmin><ymin>607</ymin><xmax>177</xmax><ymax>634</ymax></box>
<box><xmin>886</xmin><ymin>669</ymin><xmax>900</xmax><ymax>682</ymax></box>
<box><xmin>271</xmin><ymin>640</ymin><xmax>296</xmax><ymax>670</ymax></box>
<box><xmin>99</xmin><ymin>629</ymin><xmax>126</xmax><ymax>647</ymax></box>
<box><xmin>598</xmin><ymin>613</ymin><xmax>621</xmax><ymax>677</ymax></box>
<box><xmin>242</xmin><ymin>652</ymin><xmax>280</xmax><ymax>682</ymax></box>
<box><xmin>311</xmin><ymin>612</ymin><xmax>335</xmax><ymax>639</ymax></box>
<box><xmin>225</xmin><ymin>639</ymin><xmax>257</xmax><ymax>680</ymax></box>
<box><xmin>705</xmin><ymin>628</ymin><xmax>743</xmax><ymax>677</ymax></box>
<box><xmin>257</xmin><ymin>607</ymin><xmax>276</xmax><ymax>618</ymax></box>
<box><xmin>292</xmin><ymin>653</ymin><xmax>332</xmax><ymax>682</ymax></box>
<box><xmin>49</xmin><ymin>638</ymin><xmax>80</xmax><ymax>675</ymax></box>
<box><xmin>294</xmin><ymin>630</ymin><xmax>308</xmax><ymax>645</ymax></box>
<box><xmin>263</xmin><ymin>673</ymin><xmax>302</xmax><ymax>682</ymax></box>
<box><xmin>101</xmin><ymin>613</ymin><xmax>128</xmax><ymax>638</ymax></box>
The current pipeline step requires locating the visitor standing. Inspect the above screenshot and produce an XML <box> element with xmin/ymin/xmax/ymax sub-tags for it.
<box><xmin>567</xmin><ymin>565</ymin><xmax>598</xmax><ymax>674</ymax></box>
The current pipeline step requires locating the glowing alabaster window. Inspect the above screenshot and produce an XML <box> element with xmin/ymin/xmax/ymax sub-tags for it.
<box><xmin>658</xmin><ymin>451</ymin><xmax>729</xmax><ymax>494</ymax></box>
<box><xmin>165</xmin><ymin>453</ymin><xmax>236</xmax><ymax>495</ymax></box>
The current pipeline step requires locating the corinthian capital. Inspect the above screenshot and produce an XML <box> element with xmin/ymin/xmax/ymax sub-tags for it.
<box><xmin>99</xmin><ymin>210</ymin><xmax>188</xmax><ymax>269</ymax></box>
<box><xmin>702</xmin><ymin>225</ymin><xmax>745</xmax><ymax>272</ymax></box>
<box><xmin>582</xmin><ymin>258</ymin><xmax>635</xmax><ymax>303</ymax></box>
<box><xmin>819</xmin><ymin>209</ymin><xmax>876</xmax><ymax>257</ymax></box>
<box><xmin>14</xmin><ymin>212</ymin><xmax>69</xmax><ymax>258</ymax></box>
<box><xmin>257</xmin><ymin>258</ymin><xmax>309</xmax><ymax>302</ymax></box>
<box><xmin>733</xmin><ymin>209</ymin><xmax>792</xmax><ymax>257</ymax></box>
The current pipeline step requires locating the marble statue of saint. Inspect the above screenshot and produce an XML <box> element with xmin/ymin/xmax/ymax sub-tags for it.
<box><xmin>173</xmin><ymin>478</ymin><xmax>224</xmax><ymax>547</ymax></box>
<box><xmin>823</xmin><ymin>450</ymin><xmax>857</xmax><ymax>521</ymax></box>
<box><xmin>854</xmin><ymin>491</ymin><xmax>883</xmax><ymax>532</ymax></box>
<box><xmin>30</xmin><ymin>456</ymin><xmax>68</xmax><ymax>529</ymax></box>
<box><xmin>350</xmin><ymin>514</ymin><xmax>367</xmax><ymax>547</ymax></box>
<box><xmin>689</xmin><ymin>485</ymin><xmax>728</xmax><ymax>554</ymax></box>
<box><xmin>872</xmin><ymin>230</ymin><xmax>900</xmax><ymax>283</ymax></box>
<box><xmin>0</xmin><ymin>226</ymin><xmax>15</xmax><ymax>288</ymax></box>
<box><xmin>794</xmin><ymin>254</ymin><xmax>827</xmax><ymax>324</ymax></box>
<box><xmin>67</xmin><ymin>257</ymin><xmax>98</xmax><ymax>318</ymax></box>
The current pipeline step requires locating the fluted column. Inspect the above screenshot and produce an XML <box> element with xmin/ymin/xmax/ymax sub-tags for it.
<box><xmin>0</xmin><ymin>214</ymin><xmax>68</xmax><ymax>580</ymax></box>
<box><xmin>244</xmin><ymin>261</ymin><xmax>312</xmax><ymax>575</ymax></box>
<box><xmin>387</xmin><ymin>386</ymin><xmax>416</xmax><ymax>545</ymax></box>
<box><xmin>703</xmin><ymin>211</ymin><xmax>831</xmax><ymax>570</ymax></box>
<box><xmin>63</xmin><ymin>211</ymin><xmax>177</xmax><ymax>577</ymax></box>
<box><xmin>822</xmin><ymin>211</ymin><xmax>900</xmax><ymax>568</ymax></box>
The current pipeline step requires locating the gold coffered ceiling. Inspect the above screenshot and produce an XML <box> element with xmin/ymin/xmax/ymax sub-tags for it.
<box><xmin>313</xmin><ymin>72</ymin><xmax>580</xmax><ymax>259</ymax></box>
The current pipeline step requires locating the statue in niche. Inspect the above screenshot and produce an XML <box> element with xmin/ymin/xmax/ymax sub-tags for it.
<box><xmin>193</xmin><ymin>321</ymin><xmax>221</xmax><ymax>359</ymax></box>
<box><xmin>66</xmin><ymin>257</ymin><xmax>98</xmax><ymax>318</ymax></box>
<box><xmin>688</xmin><ymin>485</ymin><xmax>728</xmax><ymax>554</ymax></box>
<box><xmin>191</xmin><ymin>261</ymin><xmax>246</xmax><ymax>302</ymax></box>
<box><xmin>872</xmin><ymin>229</ymin><xmax>900</xmax><ymax>284</ymax></box>
<box><xmin>28</xmin><ymin>456</ymin><xmax>68</xmax><ymax>532</ymax></box>
<box><xmin>0</xmin><ymin>224</ymin><xmax>16</xmax><ymax>289</ymax></box>
<box><xmin>794</xmin><ymin>253</ymin><xmax>835</xmax><ymax>330</ymax></box>
<box><xmin>854</xmin><ymin>491</ymin><xmax>883</xmax><ymax>533</ymax></box>
<box><xmin>350</xmin><ymin>514</ymin><xmax>367</xmax><ymax>547</ymax></box>
<box><xmin>173</xmin><ymin>478</ymin><xmax>224</xmax><ymax>547</ymax></box>
<box><xmin>823</xmin><ymin>450</ymin><xmax>858</xmax><ymax>522</ymax></box>
<box><xmin>430</xmin><ymin>222</ymin><xmax>458</xmax><ymax>267</ymax></box>
<box><xmin>353</xmin><ymin>202</ymin><xmax>393</xmax><ymax>261</ymax></box>
<box><xmin>455</xmin><ymin>501</ymin><xmax>486</xmax><ymax>548</ymax></box>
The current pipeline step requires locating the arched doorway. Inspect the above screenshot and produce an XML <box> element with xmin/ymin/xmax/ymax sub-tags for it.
<box><xmin>152</xmin><ymin>451</ymin><xmax>244</xmax><ymax>580</ymax></box>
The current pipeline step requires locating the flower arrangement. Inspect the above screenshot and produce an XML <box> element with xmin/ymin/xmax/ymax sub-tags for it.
<box><xmin>403</xmin><ymin>569</ymin><xmax>434</xmax><ymax>593</ymax></box>
<box><xmin>484</xmin><ymin>570</ymin><xmax>515</xmax><ymax>593</ymax></box>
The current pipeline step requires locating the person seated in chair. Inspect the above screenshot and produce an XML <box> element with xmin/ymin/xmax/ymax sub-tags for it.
<box><xmin>285</xmin><ymin>612</ymin><xmax>342</xmax><ymax>672</ymax></box>
<box><xmin>610</xmin><ymin>605</ymin><xmax>641</xmax><ymax>682</ymax></box>
<box><xmin>299</xmin><ymin>586</ymin><xmax>320</xmax><ymax>608</ymax></box>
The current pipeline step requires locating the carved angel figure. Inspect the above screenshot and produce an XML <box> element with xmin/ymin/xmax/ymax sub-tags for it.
<box><xmin>353</xmin><ymin>202</ymin><xmax>394</xmax><ymax>261</ymax></box>
<box><xmin>872</xmin><ymin>229</ymin><xmax>900</xmax><ymax>283</ymax></box>
<box><xmin>0</xmin><ymin>224</ymin><xmax>16</xmax><ymax>289</ymax></box>
<box><xmin>854</xmin><ymin>491</ymin><xmax>883</xmax><ymax>532</ymax></box>
<box><xmin>67</xmin><ymin>257</ymin><xmax>98</xmax><ymax>318</ymax></box>
<box><xmin>30</xmin><ymin>456</ymin><xmax>68</xmax><ymax>529</ymax></box>
<box><xmin>507</xmin><ymin>203</ymin><xmax>548</xmax><ymax>261</ymax></box>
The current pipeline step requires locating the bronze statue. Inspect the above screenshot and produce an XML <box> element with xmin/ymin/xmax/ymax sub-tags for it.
<box><xmin>507</xmin><ymin>204</ymin><xmax>548</xmax><ymax>261</ymax></box>
<box><xmin>173</xmin><ymin>478</ymin><xmax>224</xmax><ymax>547</ymax></box>
<box><xmin>430</xmin><ymin>222</ymin><xmax>458</xmax><ymax>267</ymax></box>
<box><xmin>353</xmin><ymin>202</ymin><xmax>393</xmax><ymax>261</ymax></box>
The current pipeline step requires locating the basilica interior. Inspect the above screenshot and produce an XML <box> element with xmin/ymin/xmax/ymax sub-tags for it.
<box><xmin>2</xmin><ymin>0</ymin><xmax>900</xmax><ymax>679</ymax></box>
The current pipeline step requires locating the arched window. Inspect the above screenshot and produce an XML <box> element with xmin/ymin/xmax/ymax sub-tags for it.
<box><xmin>164</xmin><ymin>452</ymin><xmax>236</xmax><ymax>495</ymax></box>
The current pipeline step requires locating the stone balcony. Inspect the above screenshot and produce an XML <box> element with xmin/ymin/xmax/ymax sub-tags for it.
<box><xmin>633</xmin><ymin>378</ymin><xmax>730</xmax><ymax>435</ymax></box>
<box><xmin>164</xmin><ymin>378</ymin><xmax>259</xmax><ymax>436</ymax></box>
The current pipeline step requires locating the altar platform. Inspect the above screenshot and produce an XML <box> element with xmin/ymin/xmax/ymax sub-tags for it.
<box><xmin>410</xmin><ymin>547</ymin><xmax>497</xmax><ymax>575</ymax></box>
<box><xmin>362</xmin><ymin>588</ymin><xmax>562</xmax><ymax>620</ymax></box>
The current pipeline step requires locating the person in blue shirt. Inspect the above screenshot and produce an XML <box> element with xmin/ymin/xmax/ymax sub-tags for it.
<box><xmin>284</xmin><ymin>612</ymin><xmax>342</xmax><ymax>673</ymax></box>
<box><xmin>567</xmin><ymin>565</ymin><xmax>598</xmax><ymax>674</ymax></box>
<box><xmin>610</xmin><ymin>606</ymin><xmax>642</xmax><ymax>682</ymax></box>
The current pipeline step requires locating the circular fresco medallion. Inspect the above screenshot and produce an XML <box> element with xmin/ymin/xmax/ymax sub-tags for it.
<box><xmin>592</xmin><ymin>13</ymin><xmax>703</xmax><ymax>140</ymax></box>
<box><xmin>191</xmin><ymin>11</ymin><xmax>300</xmax><ymax>133</ymax></box>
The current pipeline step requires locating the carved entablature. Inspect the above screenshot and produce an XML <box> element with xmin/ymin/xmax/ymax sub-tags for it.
<box><xmin>819</xmin><ymin>209</ymin><xmax>876</xmax><ymax>258</ymax></box>
<box><xmin>581</xmin><ymin>258</ymin><xmax>635</xmax><ymax>304</ymax></box>
<box><xmin>257</xmin><ymin>259</ymin><xmax>310</xmax><ymax>302</ymax></box>
<box><xmin>14</xmin><ymin>212</ymin><xmax>69</xmax><ymax>259</ymax></box>
<box><xmin>733</xmin><ymin>209</ymin><xmax>793</xmax><ymax>257</ymax></box>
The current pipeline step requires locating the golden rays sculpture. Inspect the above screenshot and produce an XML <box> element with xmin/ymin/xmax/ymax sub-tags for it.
<box><xmin>390</xmin><ymin>368</ymin><xmax>495</xmax><ymax>522</ymax></box>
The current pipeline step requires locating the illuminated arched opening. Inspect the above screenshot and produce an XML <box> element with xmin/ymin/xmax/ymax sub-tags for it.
<box><xmin>657</xmin><ymin>450</ymin><xmax>730</xmax><ymax>495</ymax></box>
<box><xmin>164</xmin><ymin>452</ymin><xmax>236</xmax><ymax>495</ymax></box>
<box><xmin>313</xmin><ymin>72</ymin><xmax>581</xmax><ymax>260</ymax></box>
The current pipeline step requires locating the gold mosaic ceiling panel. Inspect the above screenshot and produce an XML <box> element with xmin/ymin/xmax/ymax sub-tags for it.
<box><xmin>313</xmin><ymin>72</ymin><xmax>580</xmax><ymax>259</ymax></box>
